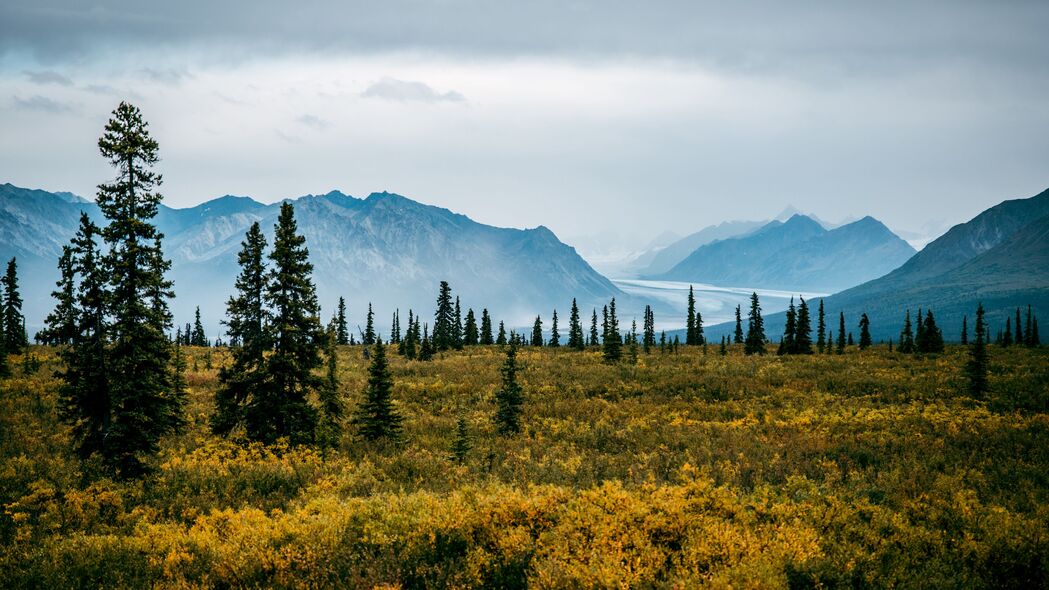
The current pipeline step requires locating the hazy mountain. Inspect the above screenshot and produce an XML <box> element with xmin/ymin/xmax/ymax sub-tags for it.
<box><xmin>653</xmin><ymin>214</ymin><xmax>915</xmax><ymax>293</ymax></box>
<box><xmin>0</xmin><ymin>183</ymin><xmax>623</xmax><ymax>335</ymax></box>
<box><xmin>633</xmin><ymin>219</ymin><xmax>767</xmax><ymax>276</ymax></box>
<box><xmin>712</xmin><ymin>187</ymin><xmax>1049</xmax><ymax>341</ymax></box>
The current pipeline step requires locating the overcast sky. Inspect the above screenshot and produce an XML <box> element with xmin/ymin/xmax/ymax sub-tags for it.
<box><xmin>2</xmin><ymin>1</ymin><xmax>1048</xmax><ymax>249</ymax></box>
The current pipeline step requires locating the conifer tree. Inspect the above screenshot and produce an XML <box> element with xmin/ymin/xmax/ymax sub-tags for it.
<box><xmin>780</xmin><ymin>298</ymin><xmax>797</xmax><ymax>355</ymax></box>
<box><xmin>659</xmin><ymin>331</ymin><xmax>667</xmax><ymax>353</ymax></box>
<box><xmin>419</xmin><ymin>323</ymin><xmax>434</xmax><ymax>361</ymax></box>
<box><xmin>2</xmin><ymin>258</ymin><xmax>26</xmax><ymax>354</ymax></box>
<box><xmin>589</xmin><ymin>309</ymin><xmax>599</xmax><ymax>346</ymax></box>
<box><xmin>568</xmin><ymin>299</ymin><xmax>584</xmax><ymax>350</ymax></box>
<box><xmin>899</xmin><ymin>310</ymin><xmax>915</xmax><ymax>353</ymax></box>
<box><xmin>249</xmin><ymin>203</ymin><xmax>321</xmax><ymax>445</ymax></box>
<box><xmin>919</xmin><ymin>309</ymin><xmax>944</xmax><ymax>353</ymax></box>
<box><xmin>1003</xmin><ymin>318</ymin><xmax>1013</xmax><ymax>347</ymax></box>
<box><xmin>91</xmin><ymin>102</ymin><xmax>182</xmax><ymax>476</ymax></box>
<box><xmin>214</xmin><ymin>222</ymin><xmax>269</xmax><ymax>437</ymax></box>
<box><xmin>603</xmin><ymin>298</ymin><xmax>622</xmax><ymax>362</ymax></box>
<box><xmin>734</xmin><ymin>304</ymin><xmax>744</xmax><ymax>345</ymax></box>
<box><xmin>463</xmin><ymin>308</ymin><xmax>479</xmax><ymax>346</ymax></box>
<box><xmin>391</xmin><ymin>310</ymin><xmax>401</xmax><ymax>344</ymax></box>
<box><xmin>836</xmin><ymin>312</ymin><xmax>846</xmax><ymax>354</ymax></box>
<box><xmin>628</xmin><ymin>319</ymin><xmax>639</xmax><ymax>364</ymax></box>
<box><xmin>454</xmin><ymin>297</ymin><xmax>464</xmax><ymax>350</ymax></box>
<box><xmin>400</xmin><ymin>310</ymin><xmax>418</xmax><ymax>359</ymax></box>
<box><xmin>496</xmin><ymin>321</ymin><xmax>507</xmax><ymax>346</ymax></box>
<box><xmin>494</xmin><ymin>337</ymin><xmax>523</xmax><ymax>435</ymax></box>
<box><xmin>364</xmin><ymin>303</ymin><xmax>376</xmax><ymax>346</ymax></box>
<box><xmin>858</xmin><ymin>313</ymin><xmax>872</xmax><ymax>349</ymax></box>
<box><xmin>316</xmin><ymin>328</ymin><xmax>344</xmax><ymax>448</ymax></box>
<box><xmin>965</xmin><ymin>303</ymin><xmax>989</xmax><ymax>398</ymax></box>
<box><xmin>695</xmin><ymin>307</ymin><xmax>705</xmax><ymax>345</ymax></box>
<box><xmin>42</xmin><ymin>246</ymin><xmax>78</xmax><ymax>345</ymax></box>
<box><xmin>549</xmin><ymin>309</ymin><xmax>560</xmax><ymax>347</ymax></box>
<box><xmin>433</xmin><ymin>281</ymin><xmax>455</xmax><ymax>351</ymax></box>
<box><xmin>191</xmin><ymin>306</ymin><xmax>207</xmax><ymax>346</ymax></box>
<box><xmin>915</xmin><ymin>307</ymin><xmax>926</xmax><ymax>349</ymax></box>
<box><xmin>531</xmin><ymin>315</ymin><xmax>544</xmax><ymax>346</ymax></box>
<box><xmin>816</xmin><ymin>300</ymin><xmax>826</xmax><ymax>353</ymax></box>
<box><xmin>450</xmin><ymin>416</ymin><xmax>472</xmax><ymax>464</ymax></box>
<box><xmin>960</xmin><ymin>315</ymin><xmax>968</xmax><ymax>345</ymax></box>
<box><xmin>826</xmin><ymin>331</ymin><xmax>834</xmax><ymax>354</ymax></box>
<box><xmin>720</xmin><ymin>335</ymin><xmax>727</xmax><ymax>355</ymax></box>
<box><xmin>480</xmin><ymin>309</ymin><xmax>494</xmax><ymax>345</ymax></box>
<box><xmin>744</xmin><ymin>292</ymin><xmax>765</xmax><ymax>355</ymax></box>
<box><xmin>795</xmin><ymin>297</ymin><xmax>813</xmax><ymax>354</ymax></box>
<box><xmin>336</xmin><ymin>296</ymin><xmax>349</xmax><ymax>345</ymax></box>
<box><xmin>171</xmin><ymin>331</ymin><xmax>187</xmax><ymax>411</ymax></box>
<box><xmin>1024</xmin><ymin>305</ymin><xmax>1034</xmax><ymax>347</ymax></box>
<box><xmin>601</xmin><ymin>305</ymin><xmax>609</xmax><ymax>343</ymax></box>
<box><xmin>353</xmin><ymin>338</ymin><xmax>402</xmax><ymax>441</ymax></box>
<box><xmin>848</xmin><ymin>332</ymin><xmax>854</xmax><ymax>346</ymax></box>
<box><xmin>686</xmin><ymin>285</ymin><xmax>697</xmax><ymax>345</ymax></box>
<box><xmin>1015</xmin><ymin>308</ymin><xmax>1024</xmax><ymax>345</ymax></box>
<box><xmin>183</xmin><ymin>322</ymin><xmax>192</xmax><ymax>346</ymax></box>
<box><xmin>642</xmin><ymin>305</ymin><xmax>655</xmax><ymax>353</ymax></box>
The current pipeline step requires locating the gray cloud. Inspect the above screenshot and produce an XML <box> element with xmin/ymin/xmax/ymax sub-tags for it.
<box><xmin>11</xmin><ymin>94</ymin><xmax>74</xmax><ymax>113</ymax></box>
<box><xmin>361</xmin><ymin>78</ymin><xmax>465</xmax><ymax>103</ymax></box>
<box><xmin>22</xmin><ymin>69</ymin><xmax>72</xmax><ymax>86</ymax></box>
<box><xmin>138</xmin><ymin>67</ymin><xmax>191</xmax><ymax>85</ymax></box>
<box><xmin>296</xmin><ymin>114</ymin><xmax>329</xmax><ymax>129</ymax></box>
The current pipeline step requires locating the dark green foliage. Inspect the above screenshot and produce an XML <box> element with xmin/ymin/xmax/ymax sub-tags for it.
<box><xmin>719</xmin><ymin>335</ymin><xmax>727</xmax><ymax>355</ymax></box>
<box><xmin>391</xmin><ymin>310</ymin><xmax>401</xmax><ymax>344</ymax></box>
<box><xmin>795</xmin><ymin>298</ymin><xmax>813</xmax><ymax>354</ymax></box>
<box><xmin>816</xmin><ymin>300</ymin><xmax>826</xmax><ymax>353</ymax></box>
<box><xmin>248</xmin><ymin>203</ymin><xmax>321</xmax><ymax>445</ymax></box>
<box><xmin>494</xmin><ymin>338</ymin><xmax>523</xmax><ymax>435</ymax></box>
<box><xmin>602</xmin><ymin>298</ymin><xmax>622</xmax><ymax>363</ymax></box>
<box><xmin>433</xmin><ymin>281</ymin><xmax>455</xmax><ymax>351</ymax></box>
<box><xmin>1015</xmin><ymin>308</ymin><xmax>1024</xmax><ymax>345</ymax></box>
<box><xmin>480</xmin><ymin>309</ymin><xmax>494</xmax><ymax>345</ymax></box>
<box><xmin>190</xmin><ymin>306</ymin><xmax>207</xmax><ymax>346</ymax></box>
<box><xmin>960</xmin><ymin>315</ymin><xmax>968</xmax><ymax>345</ymax></box>
<box><xmin>316</xmin><ymin>329</ymin><xmax>344</xmax><ymax>448</ymax></box>
<box><xmin>353</xmin><ymin>338</ymin><xmax>402</xmax><ymax>442</ymax></box>
<box><xmin>364</xmin><ymin>303</ymin><xmax>376</xmax><ymax>346</ymax></box>
<box><xmin>399</xmin><ymin>310</ymin><xmax>418</xmax><ymax>359</ymax></box>
<box><xmin>779</xmin><ymin>298</ymin><xmax>797</xmax><ymax>356</ymax></box>
<box><xmin>2</xmin><ymin>257</ymin><xmax>26</xmax><ymax>354</ymax></box>
<box><xmin>836</xmin><ymin>312</ymin><xmax>846</xmax><ymax>354</ymax></box>
<box><xmin>965</xmin><ymin>303</ymin><xmax>989</xmax><ymax>398</ymax></box>
<box><xmin>531</xmin><ymin>315</ymin><xmax>543</xmax><ymax>347</ymax></box>
<box><xmin>419</xmin><ymin>323</ymin><xmax>434</xmax><ymax>361</ymax></box>
<box><xmin>744</xmin><ymin>292</ymin><xmax>766</xmax><ymax>355</ymax></box>
<box><xmin>734</xmin><ymin>304</ymin><xmax>744</xmax><ymax>345</ymax></box>
<box><xmin>549</xmin><ymin>309</ymin><xmax>560</xmax><ymax>347</ymax></box>
<box><xmin>453</xmin><ymin>297</ymin><xmax>464</xmax><ymax>350</ymax></box>
<box><xmin>450</xmin><ymin>416</ymin><xmax>472</xmax><ymax>464</ymax></box>
<box><xmin>899</xmin><ymin>310</ymin><xmax>915</xmax><ymax>353</ymax></box>
<box><xmin>568</xmin><ymin>299</ymin><xmax>584</xmax><ymax>350</ymax></box>
<box><xmin>917</xmin><ymin>309</ymin><xmax>945</xmax><ymax>354</ymax></box>
<box><xmin>41</xmin><ymin>247</ymin><xmax>78</xmax><ymax>345</ymax></box>
<box><xmin>214</xmin><ymin>222</ymin><xmax>269</xmax><ymax>437</ymax></box>
<box><xmin>858</xmin><ymin>313</ymin><xmax>872</xmax><ymax>349</ymax></box>
<box><xmin>686</xmin><ymin>285</ymin><xmax>698</xmax><ymax>345</ymax></box>
<box><xmin>589</xmin><ymin>309</ymin><xmax>599</xmax><ymax>347</ymax></box>
<box><xmin>336</xmin><ymin>297</ymin><xmax>349</xmax><ymax>345</ymax></box>
<box><xmin>642</xmin><ymin>305</ymin><xmax>655</xmax><ymax>353</ymax></box>
<box><xmin>463</xmin><ymin>309</ymin><xmax>479</xmax><ymax>346</ymax></box>
<box><xmin>496</xmin><ymin>321</ymin><xmax>506</xmax><ymax>346</ymax></box>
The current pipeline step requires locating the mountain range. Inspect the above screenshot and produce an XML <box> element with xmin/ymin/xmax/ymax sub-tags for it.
<box><xmin>0</xmin><ymin>183</ymin><xmax>622</xmax><ymax>335</ymax></box>
<box><xmin>651</xmin><ymin>214</ymin><xmax>917</xmax><ymax>293</ymax></box>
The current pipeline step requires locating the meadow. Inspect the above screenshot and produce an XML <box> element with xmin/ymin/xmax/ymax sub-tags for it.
<box><xmin>1</xmin><ymin>343</ymin><xmax>1047</xmax><ymax>588</ymax></box>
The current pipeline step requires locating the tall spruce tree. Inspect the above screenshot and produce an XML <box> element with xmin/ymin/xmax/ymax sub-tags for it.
<box><xmin>965</xmin><ymin>303</ymin><xmax>989</xmax><ymax>398</ymax></box>
<box><xmin>249</xmin><ymin>203</ymin><xmax>321</xmax><ymax>445</ymax></box>
<box><xmin>214</xmin><ymin>222</ymin><xmax>269</xmax><ymax>436</ymax></box>
<box><xmin>795</xmin><ymin>298</ymin><xmax>813</xmax><ymax>354</ymax></box>
<box><xmin>1015</xmin><ymin>308</ymin><xmax>1024</xmax><ymax>345</ymax></box>
<box><xmin>400</xmin><ymin>310</ymin><xmax>417</xmax><ymax>358</ymax></box>
<box><xmin>353</xmin><ymin>338</ymin><xmax>402</xmax><ymax>441</ymax></box>
<box><xmin>549</xmin><ymin>309</ymin><xmax>560</xmax><ymax>347</ymax></box>
<box><xmin>642</xmin><ymin>305</ymin><xmax>655</xmax><ymax>353</ymax></box>
<box><xmin>433</xmin><ymin>281</ymin><xmax>455</xmax><ymax>351</ymax></box>
<box><xmin>43</xmin><ymin>247</ymin><xmax>79</xmax><ymax>345</ymax></box>
<box><xmin>2</xmin><ymin>258</ymin><xmax>26</xmax><ymax>354</ymax></box>
<box><xmin>364</xmin><ymin>303</ymin><xmax>376</xmax><ymax>346</ymax></box>
<box><xmin>391</xmin><ymin>310</ymin><xmax>401</xmax><ymax>344</ymax></box>
<box><xmin>920</xmin><ymin>309</ymin><xmax>945</xmax><ymax>353</ymax></box>
<box><xmin>744</xmin><ymin>292</ymin><xmax>765</xmax><ymax>355</ymax></box>
<box><xmin>496</xmin><ymin>321</ymin><xmax>507</xmax><ymax>346</ymax></box>
<box><xmin>589</xmin><ymin>309</ymin><xmax>600</xmax><ymax>346</ymax></box>
<box><xmin>480</xmin><ymin>309</ymin><xmax>494</xmax><ymax>345</ymax></box>
<box><xmin>531</xmin><ymin>315</ymin><xmax>544</xmax><ymax>346</ymax></box>
<box><xmin>450</xmin><ymin>415</ymin><xmax>472</xmax><ymax>464</ymax></box>
<box><xmin>858</xmin><ymin>313</ymin><xmax>872</xmax><ymax>349</ymax></box>
<box><xmin>568</xmin><ymin>299</ymin><xmax>584</xmax><ymax>350</ymax></box>
<box><xmin>191</xmin><ymin>306</ymin><xmax>207</xmax><ymax>346</ymax></box>
<box><xmin>453</xmin><ymin>297</ymin><xmax>464</xmax><ymax>350</ymax></box>
<box><xmin>686</xmin><ymin>285</ymin><xmax>697</xmax><ymax>345</ymax></box>
<box><xmin>494</xmin><ymin>337</ymin><xmax>523</xmax><ymax>435</ymax></box>
<box><xmin>419</xmin><ymin>323</ymin><xmax>434</xmax><ymax>361</ymax></box>
<box><xmin>899</xmin><ymin>310</ymin><xmax>915</xmax><ymax>353</ymax></box>
<box><xmin>316</xmin><ymin>327</ymin><xmax>344</xmax><ymax>448</ymax></box>
<box><xmin>463</xmin><ymin>308</ymin><xmax>479</xmax><ymax>346</ymax></box>
<box><xmin>336</xmin><ymin>297</ymin><xmax>349</xmax><ymax>345</ymax></box>
<box><xmin>1024</xmin><ymin>305</ymin><xmax>1034</xmax><ymax>347</ymax></box>
<box><xmin>961</xmin><ymin>315</ymin><xmax>969</xmax><ymax>345</ymax></box>
<box><xmin>734</xmin><ymin>304</ymin><xmax>744</xmax><ymax>345</ymax></box>
<box><xmin>71</xmin><ymin>103</ymin><xmax>183</xmax><ymax>476</ymax></box>
<box><xmin>1003</xmin><ymin>318</ymin><xmax>1013</xmax><ymax>347</ymax></box>
<box><xmin>816</xmin><ymin>300</ymin><xmax>826</xmax><ymax>353</ymax></box>
<box><xmin>779</xmin><ymin>298</ymin><xmax>797</xmax><ymax>355</ymax></box>
<box><xmin>836</xmin><ymin>312</ymin><xmax>846</xmax><ymax>354</ymax></box>
<box><xmin>603</xmin><ymin>298</ymin><xmax>622</xmax><ymax>362</ymax></box>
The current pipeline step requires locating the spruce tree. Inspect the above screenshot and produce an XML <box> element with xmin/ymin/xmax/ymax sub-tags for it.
<box><xmin>531</xmin><ymin>315</ymin><xmax>544</xmax><ymax>346</ymax></box>
<box><xmin>1015</xmin><ymin>308</ymin><xmax>1024</xmax><ymax>345</ymax></box>
<box><xmin>915</xmin><ymin>307</ymin><xmax>926</xmax><ymax>349</ymax></box>
<box><xmin>795</xmin><ymin>297</ymin><xmax>813</xmax><ymax>354</ymax></box>
<box><xmin>1003</xmin><ymin>318</ymin><xmax>1013</xmax><ymax>347</ymax></box>
<box><xmin>642</xmin><ymin>305</ymin><xmax>655</xmax><ymax>353</ymax></box>
<box><xmin>433</xmin><ymin>281</ymin><xmax>455</xmax><ymax>351</ymax></box>
<box><xmin>589</xmin><ymin>309</ymin><xmax>599</xmax><ymax>347</ymax></box>
<box><xmin>364</xmin><ymin>303</ymin><xmax>376</xmax><ymax>346</ymax></box>
<box><xmin>858</xmin><ymin>313</ymin><xmax>872</xmax><ymax>350</ymax></box>
<box><xmin>965</xmin><ymin>303</ymin><xmax>989</xmax><ymax>398</ymax></box>
<box><xmin>695</xmin><ymin>307</ymin><xmax>705</xmax><ymax>345</ymax></box>
<box><xmin>42</xmin><ymin>246</ymin><xmax>78</xmax><ymax>345</ymax></box>
<box><xmin>836</xmin><ymin>312</ymin><xmax>846</xmax><ymax>354</ymax></box>
<box><xmin>899</xmin><ymin>310</ymin><xmax>915</xmax><ymax>353</ymax></box>
<box><xmin>353</xmin><ymin>338</ymin><xmax>402</xmax><ymax>441</ymax></box>
<box><xmin>316</xmin><ymin>328</ymin><xmax>344</xmax><ymax>448</ymax></box>
<box><xmin>494</xmin><ymin>337</ymin><xmax>523</xmax><ymax>435</ymax></box>
<box><xmin>92</xmin><ymin>102</ymin><xmax>182</xmax><ymax>476</ymax></box>
<box><xmin>816</xmin><ymin>300</ymin><xmax>826</xmax><ymax>353</ymax></box>
<box><xmin>214</xmin><ymin>222</ymin><xmax>269</xmax><ymax>437</ymax></box>
<box><xmin>191</xmin><ymin>306</ymin><xmax>207</xmax><ymax>346</ymax></box>
<box><xmin>419</xmin><ymin>323</ymin><xmax>434</xmax><ymax>361</ymax></box>
<box><xmin>744</xmin><ymin>292</ymin><xmax>765</xmax><ymax>355</ymax></box>
<box><xmin>603</xmin><ymin>298</ymin><xmax>622</xmax><ymax>362</ymax></box>
<box><xmin>961</xmin><ymin>315</ymin><xmax>968</xmax><ymax>345</ymax></box>
<box><xmin>920</xmin><ymin>309</ymin><xmax>944</xmax><ymax>353</ymax></box>
<box><xmin>391</xmin><ymin>310</ymin><xmax>401</xmax><ymax>344</ymax></box>
<box><xmin>734</xmin><ymin>304</ymin><xmax>744</xmax><ymax>344</ymax></box>
<box><xmin>780</xmin><ymin>298</ymin><xmax>797</xmax><ymax>355</ymax></box>
<box><xmin>2</xmin><ymin>258</ymin><xmax>26</xmax><ymax>354</ymax></box>
<box><xmin>249</xmin><ymin>203</ymin><xmax>321</xmax><ymax>445</ymax></box>
<box><xmin>453</xmin><ymin>297</ymin><xmax>464</xmax><ymax>350</ymax></box>
<box><xmin>496</xmin><ymin>321</ymin><xmax>507</xmax><ymax>346</ymax></box>
<box><xmin>336</xmin><ymin>296</ymin><xmax>349</xmax><ymax>345</ymax></box>
<box><xmin>1024</xmin><ymin>305</ymin><xmax>1034</xmax><ymax>347</ymax></box>
<box><xmin>400</xmin><ymin>310</ymin><xmax>418</xmax><ymax>359</ymax></box>
<box><xmin>183</xmin><ymin>322</ymin><xmax>192</xmax><ymax>346</ymax></box>
<box><xmin>686</xmin><ymin>285</ymin><xmax>697</xmax><ymax>345</ymax></box>
<box><xmin>450</xmin><ymin>416</ymin><xmax>472</xmax><ymax>464</ymax></box>
<box><xmin>568</xmin><ymin>299</ymin><xmax>584</xmax><ymax>350</ymax></box>
<box><xmin>549</xmin><ymin>309</ymin><xmax>560</xmax><ymax>347</ymax></box>
<box><xmin>463</xmin><ymin>308</ymin><xmax>479</xmax><ymax>346</ymax></box>
<box><xmin>719</xmin><ymin>335</ymin><xmax>727</xmax><ymax>356</ymax></box>
<box><xmin>480</xmin><ymin>309</ymin><xmax>494</xmax><ymax>345</ymax></box>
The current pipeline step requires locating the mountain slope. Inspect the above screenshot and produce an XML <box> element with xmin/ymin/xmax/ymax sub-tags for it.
<box><xmin>0</xmin><ymin>184</ymin><xmax>623</xmax><ymax>334</ymax></box>
<box><xmin>653</xmin><ymin>214</ymin><xmax>914</xmax><ymax>293</ymax></box>
<box><xmin>635</xmin><ymin>219</ymin><xmax>766</xmax><ymax>276</ymax></box>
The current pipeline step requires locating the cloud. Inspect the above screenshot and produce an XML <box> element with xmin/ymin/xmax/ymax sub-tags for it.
<box><xmin>138</xmin><ymin>67</ymin><xmax>191</xmax><ymax>85</ymax></box>
<box><xmin>11</xmin><ymin>94</ymin><xmax>74</xmax><ymax>113</ymax></box>
<box><xmin>296</xmin><ymin>114</ymin><xmax>329</xmax><ymax>129</ymax></box>
<box><xmin>361</xmin><ymin>78</ymin><xmax>465</xmax><ymax>103</ymax></box>
<box><xmin>22</xmin><ymin>70</ymin><xmax>72</xmax><ymax>86</ymax></box>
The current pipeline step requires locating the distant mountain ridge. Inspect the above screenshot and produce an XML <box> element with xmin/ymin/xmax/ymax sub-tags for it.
<box><xmin>652</xmin><ymin>213</ymin><xmax>916</xmax><ymax>293</ymax></box>
<box><xmin>0</xmin><ymin>183</ymin><xmax>623</xmax><ymax>334</ymax></box>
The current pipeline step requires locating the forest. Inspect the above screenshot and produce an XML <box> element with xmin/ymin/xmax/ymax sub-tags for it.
<box><xmin>0</xmin><ymin>102</ymin><xmax>1047</xmax><ymax>589</ymax></box>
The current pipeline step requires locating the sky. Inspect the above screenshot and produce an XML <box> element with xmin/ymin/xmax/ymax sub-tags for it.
<box><xmin>2</xmin><ymin>1</ymin><xmax>1048</xmax><ymax>252</ymax></box>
